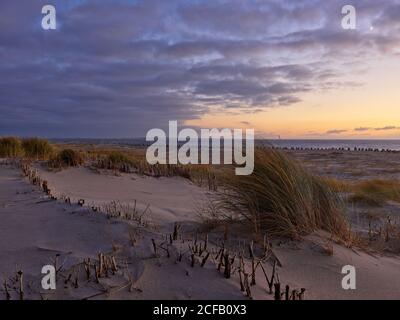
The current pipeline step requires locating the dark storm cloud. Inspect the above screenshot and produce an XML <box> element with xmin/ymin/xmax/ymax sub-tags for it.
<box><xmin>0</xmin><ymin>0</ymin><xmax>399</xmax><ymax>137</ymax></box>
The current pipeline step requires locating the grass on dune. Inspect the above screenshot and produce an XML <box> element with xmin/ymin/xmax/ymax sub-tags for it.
<box><xmin>321</xmin><ymin>177</ymin><xmax>350</xmax><ymax>193</ymax></box>
<box><xmin>21</xmin><ymin>137</ymin><xmax>53</xmax><ymax>159</ymax></box>
<box><xmin>48</xmin><ymin>149</ymin><xmax>85</xmax><ymax>168</ymax></box>
<box><xmin>216</xmin><ymin>148</ymin><xmax>350</xmax><ymax>240</ymax></box>
<box><xmin>93</xmin><ymin>150</ymin><xmax>217</xmax><ymax>188</ymax></box>
<box><xmin>0</xmin><ymin>137</ymin><xmax>22</xmax><ymax>157</ymax></box>
<box><xmin>322</xmin><ymin>177</ymin><xmax>400</xmax><ymax>207</ymax></box>
<box><xmin>348</xmin><ymin>179</ymin><xmax>400</xmax><ymax>207</ymax></box>
<box><xmin>0</xmin><ymin>136</ymin><xmax>53</xmax><ymax>159</ymax></box>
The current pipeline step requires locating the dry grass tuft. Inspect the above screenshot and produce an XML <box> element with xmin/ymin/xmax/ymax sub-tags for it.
<box><xmin>48</xmin><ymin>149</ymin><xmax>85</xmax><ymax>168</ymax></box>
<box><xmin>95</xmin><ymin>151</ymin><xmax>136</xmax><ymax>171</ymax></box>
<box><xmin>348</xmin><ymin>179</ymin><xmax>400</xmax><ymax>207</ymax></box>
<box><xmin>93</xmin><ymin>150</ymin><xmax>217</xmax><ymax>188</ymax></box>
<box><xmin>215</xmin><ymin>148</ymin><xmax>350</xmax><ymax>240</ymax></box>
<box><xmin>21</xmin><ymin>138</ymin><xmax>53</xmax><ymax>160</ymax></box>
<box><xmin>0</xmin><ymin>137</ymin><xmax>22</xmax><ymax>157</ymax></box>
<box><xmin>321</xmin><ymin>177</ymin><xmax>349</xmax><ymax>193</ymax></box>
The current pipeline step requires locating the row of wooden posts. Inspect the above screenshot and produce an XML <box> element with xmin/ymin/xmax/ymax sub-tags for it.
<box><xmin>151</xmin><ymin>223</ymin><xmax>306</xmax><ymax>300</ymax></box>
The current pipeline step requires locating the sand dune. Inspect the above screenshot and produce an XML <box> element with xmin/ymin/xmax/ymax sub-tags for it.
<box><xmin>1</xmin><ymin>162</ymin><xmax>400</xmax><ymax>300</ymax></box>
<box><xmin>36</xmin><ymin>166</ymin><xmax>209</xmax><ymax>224</ymax></box>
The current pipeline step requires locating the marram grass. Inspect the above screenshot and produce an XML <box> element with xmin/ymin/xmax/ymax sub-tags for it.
<box><xmin>0</xmin><ymin>137</ymin><xmax>22</xmax><ymax>157</ymax></box>
<box><xmin>217</xmin><ymin>148</ymin><xmax>350</xmax><ymax>240</ymax></box>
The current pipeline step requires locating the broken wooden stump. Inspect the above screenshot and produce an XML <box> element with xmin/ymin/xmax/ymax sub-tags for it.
<box><xmin>17</xmin><ymin>271</ymin><xmax>24</xmax><ymax>300</ymax></box>
<box><xmin>201</xmin><ymin>252</ymin><xmax>210</xmax><ymax>267</ymax></box>
<box><xmin>274</xmin><ymin>283</ymin><xmax>281</xmax><ymax>300</ymax></box>
<box><xmin>151</xmin><ymin>239</ymin><xmax>158</xmax><ymax>257</ymax></box>
<box><xmin>223</xmin><ymin>253</ymin><xmax>231</xmax><ymax>279</ymax></box>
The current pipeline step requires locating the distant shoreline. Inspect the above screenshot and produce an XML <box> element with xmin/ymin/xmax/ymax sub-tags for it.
<box><xmin>46</xmin><ymin>138</ymin><xmax>400</xmax><ymax>152</ymax></box>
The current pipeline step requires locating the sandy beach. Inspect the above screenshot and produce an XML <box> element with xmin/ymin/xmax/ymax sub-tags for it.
<box><xmin>1</xmin><ymin>148</ymin><xmax>400</xmax><ymax>300</ymax></box>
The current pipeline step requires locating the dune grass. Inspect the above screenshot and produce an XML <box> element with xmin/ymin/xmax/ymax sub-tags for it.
<box><xmin>21</xmin><ymin>138</ymin><xmax>53</xmax><ymax>159</ymax></box>
<box><xmin>321</xmin><ymin>177</ymin><xmax>350</xmax><ymax>193</ymax></box>
<box><xmin>348</xmin><ymin>179</ymin><xmax>400</xmax><ymax>207</ymax></box>
<box><xmin>48</xmin><ymin>149</ymin><xmax>85</xmax><ymax>168</ymax></box>
<box><xmin>92</xmin><ymin>149</ymin><xmax>217</xmax><ymax>188</ymax></box>
<box><xmin>95</xmin><ymin>151</ymin><xmax>136</xmax><ymax>172</ymax></box>
<box><xmin>0</xmin><ymin>137</ymin><xmax>22</xmax><ymax>157</ymax></box>
<box><xmin>216</xmin><ymin>148</ymin><xmax>350</xmax><ymax>240</ymax></box>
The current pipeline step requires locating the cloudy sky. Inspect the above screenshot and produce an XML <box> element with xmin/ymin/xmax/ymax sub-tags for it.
<box><xmin>0</xmin><ymin>0</ymin><xmax>399</xmax><ymax>138</ymax></box>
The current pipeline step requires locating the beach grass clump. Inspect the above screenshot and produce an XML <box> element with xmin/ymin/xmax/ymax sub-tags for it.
<box><xmin>217</xmin><ymin>148</ymin><xmax>349</xmax><ymax>240</ymax></box>
<box><xmin>108</xmin><ymin>151</ymin><xmax>135</xmax><ymax>166</ymax></box>
<box><xmin>21</xmin><ymin>138</ymin><xmax>53</xmax><ymax>159</ymax></box>
<box><xmin>48</xmin><ymin>149</ymin><xmax>85</xmax><ymax>168</ymax></box>
<box><xmin>348</xmin><ymin>179</ymin><xmax>400</xmax><ymax>207</ymax></box>
<box><xmin>0</xmin><ymin>137</ymin><xmax>22</xmax><ymax>158</ymax></box>
<box><xmin>93</xmin><ymin>150</ymin><xmax>217</xmax><ymax>187</ymax></box>
<box><xmin>95</xmin><ymin>151</ymin><xmax>136</xmax><ymax>172</ymax></box>
<box><xmin>321</xmin><ymin>177</ymin><xmax>350</xmax><ymax>193</ymax></box>
<box><xmin>132</xmin><ymin>161</ymin><xmax>218</xmax><ymax>189</ymax></box>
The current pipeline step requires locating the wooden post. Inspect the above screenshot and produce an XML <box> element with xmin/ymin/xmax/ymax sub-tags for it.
<box><xmin>243</xmin><ymin>272</ymin><xmax>252</xmax><ymax>299</ymax></box>
<box><xmin>274</xmin><ymin>283</ymin><xmax>281</xmax><ymax>300</ymax></box>
<box><xmin>111</xmin><ymin>256</ymin><xmax>118</xmax><ymax>272</ymax></box>
<box><xmin>177</xmin><ymin>251</ymin><xmax>183</xmax><ymax>262</ymax></box>
<box><xmin>17</xmin><ymin>271</ymin><xmax>24</xmax><ymax>300</ymax></box>
<box><xmin>94</xmin><ymin>265</ymin><xmax>100</xmax><ymax>283</ymax></box>
<box><xmin>217</xmin><ymin>248</ymin><xmax>224</xmax><ymax>272</ymax></box>
<box><xmin>3</xmin><ymin>280</ymin><xmax>10</xmax><ymax>300</ymax></box>
<box><xmin>84</xmin><ymin>258</ymin><xmax>91</xmax><ymax>279</ymax></box>
<box><xmin>285</xmin><ymin>285</ymin><xmax>290</xmax><ymax>300</ymax></box>
<box><xmin>298</xmin><ymin>288</ymin><xmax>306</xmax><ymax>300</ymax></box>
<box><xmin>191</xmin><ymin>253</ymin><xmax>195</xmax><ymax>268</ymax></box>
<box><xmin>151</xmin><ymin>239</ymin><xmax>158</xmax><ymax>257</ymax></box>
<box><xmin>201</xmin><ymin>253</ymin><xmax>210</xmax><ymax>267</ymax></box>
<box><xmin>173</xmin><ymin>223</ymin><xmax>180</xmax><ymax>241</ymax></box>
<box><xmin>224</xmin><ymin>253</ymin><xmax>231</xmax><ymax>279</ymax></box>
<box><xmin>238</xmin><ymin>255</ymin><xmax>245</xmax><ymax>292</ymax></box>
<box><xmin>98</xmin><ymin>253</ymin><xmax>104</xmax><ymax>276</ymax></box>
<box><xmin>248</xmin><ymin>241</ymin><xmax>256</xmax><ymax>285</ymax></box>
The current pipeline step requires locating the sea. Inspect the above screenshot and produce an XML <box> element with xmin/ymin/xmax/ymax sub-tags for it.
<box><xmin>50</xmin><ymin>139</ymin><xmax>400</xmax><ymax>151</ymax></box>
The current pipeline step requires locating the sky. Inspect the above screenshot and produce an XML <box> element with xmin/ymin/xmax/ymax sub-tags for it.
<box><xmin>0</xmin><ymin>0</ymin><xmax>399</xmax><ymax>139</ymax></box>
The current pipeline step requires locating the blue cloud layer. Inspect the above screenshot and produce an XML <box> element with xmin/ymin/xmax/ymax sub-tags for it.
<box><xmin>0</xmin><ymin>0</ymin><xmax>399</xmax><ymax>137</ymax></box>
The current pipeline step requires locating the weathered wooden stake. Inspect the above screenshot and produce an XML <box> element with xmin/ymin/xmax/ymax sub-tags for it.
<box><xmin>201</xmin><ymin>252</ymin><xmax>210</xmax><ymax>267</ymax></box>
<box><xmin>285</xmin><ymin>285</ymin><xmax>290</xmax><ymax>300</ymax></box>
<box><xmin>191</xmin><ymin>253</ymin><xmax>195</xmax><ymax>268</ymax></box>
<box><xmin>274</xmin><ymin>283</ymin><xmax>281</xmax><ymax>300</ymax></box>
<box><xmin>224</xmin><ymin>253</ymin><xmax>231</xmax><ymax>279</ymax></box>
<box><xmin>151</xmin><ymin>239</ymin><xmax>158</xmax><ymax>257</ymax></box>
<box><xmin>3</xmin><ymin>280</ymin><xmax>10</xmax><ymax>300</ymax></box>
<box><xmin>298</xmin><ymin>288</ymin><xmax>306</xmax><ymax>300</ymax></box>
<box><xmin>243</xmin><ymin>272</ymin><xmax>252</xmax><ymax>299</ymax></box>
<box><xmin>18</xmin><ymin>271</ymin><xmax>24</xmax><ymax>300</ymax></box>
